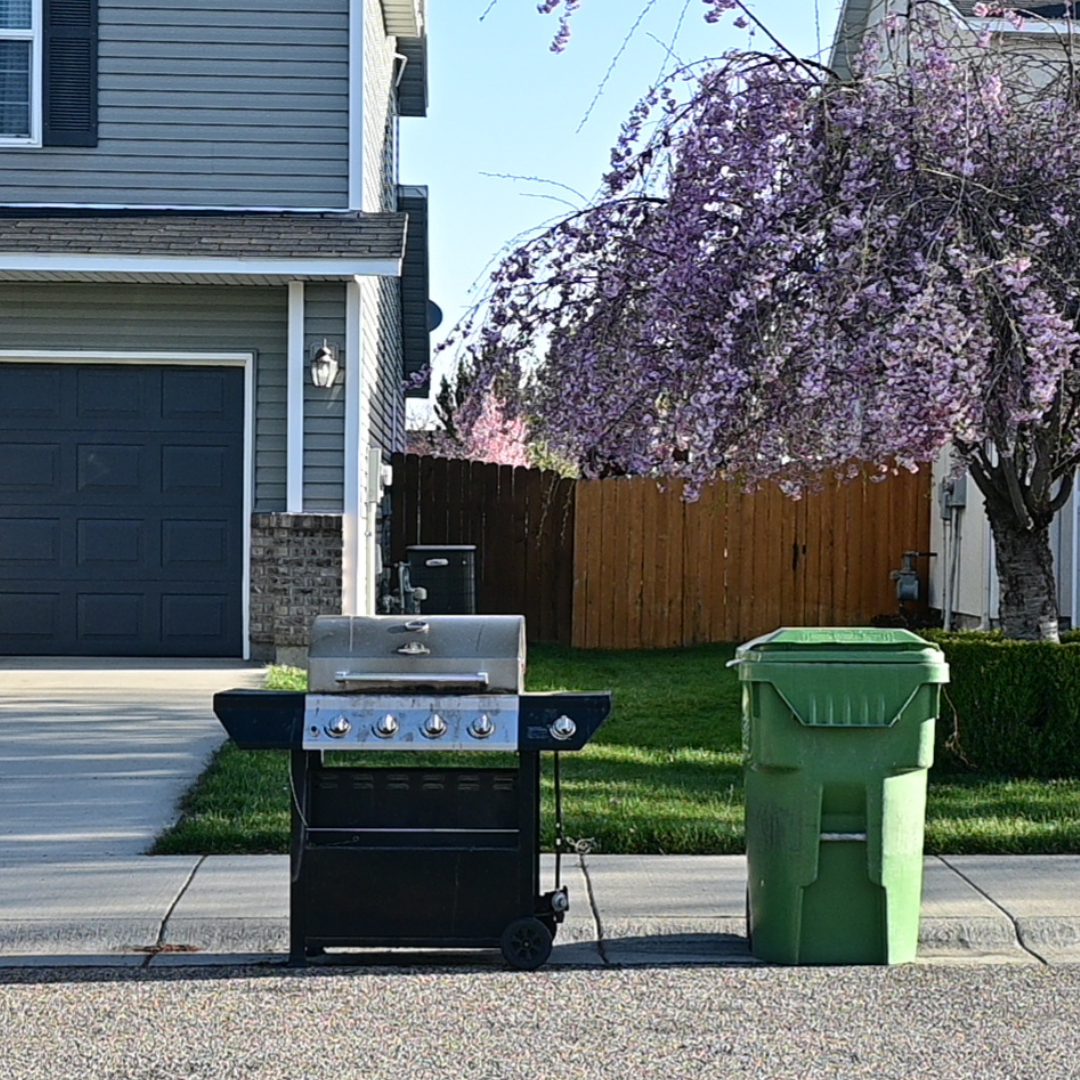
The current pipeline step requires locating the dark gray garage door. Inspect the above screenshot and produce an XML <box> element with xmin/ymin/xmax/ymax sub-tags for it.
<box><xmin>0</xmin><ymin>363</ymin><xmax>245</xmax><ymax>656</ymax></box>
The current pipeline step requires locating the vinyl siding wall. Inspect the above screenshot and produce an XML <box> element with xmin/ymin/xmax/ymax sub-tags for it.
<box><xmin>0</xmin><ymin>0</ymin><xmax>351</xmax><ymax>207</ymax></box>
<box><xmin>0</xmin><ymin>282</ymin><xmax>288</xmax><ymax>509</ymax></box>
<box><xmin>304</xmin><ymin>282</ymin><xmax>347</xmax><ymax>511</ymax></box>
<box><xmin>364</xmin><ymin>0</ymin><xmax>399</xmax><ymax>212</ymax></box>
<box><xmin>362</xmin><ymin>272</ymin><xmax>404</xmax><ymax>453</ymax></box>
<box><xmin>360</xmin><ymin>0</ymin><xmax>404</xmax><ymax>449</ymax></box>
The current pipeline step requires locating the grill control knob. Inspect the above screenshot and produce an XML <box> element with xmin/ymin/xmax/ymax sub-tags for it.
<box><xmin>373</xmin><ymin>713</ymin><xmax>399</xmax><ymax>739</ymax></box>
<box><xmin>422</xmin><ymin>713</ymin><xmax>448</xmax><ymax>739</ymax></box>
<box><xmin>468</xmin><ymin>713</ymin><xmax>495</xmax><ymax>740</ymax></box>
<box><xmin>325</xmin><ymin>715</ymin><xmax>352</xmax><ymax>739</ymax></box>
<box><xmin>550</xmin><ymin>715</ymin><xmax>577</xmax><ymax>741</ymax></box>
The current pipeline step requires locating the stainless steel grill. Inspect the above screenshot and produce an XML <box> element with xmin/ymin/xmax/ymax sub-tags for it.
<box><xmin>213</xmin><ymin>613</ymin><xmax>611</xmax><ymax>969</ymax></box>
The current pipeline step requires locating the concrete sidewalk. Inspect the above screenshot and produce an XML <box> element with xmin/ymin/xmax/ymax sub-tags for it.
<box><xmin>1</xmin><ymin>659</ymin><xmax>1078</xmax><ymax>970</ymax></box>
<box><xmin>0</xmin><ymin>853</ymin><xmax>1078</xmax><ymax>968</ymax></box>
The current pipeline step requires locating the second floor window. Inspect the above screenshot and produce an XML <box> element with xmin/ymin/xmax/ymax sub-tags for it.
<box><xmin>0</xmin><ymin>0</ymin><xmax>36</xmax><ymax>141</ymax></box>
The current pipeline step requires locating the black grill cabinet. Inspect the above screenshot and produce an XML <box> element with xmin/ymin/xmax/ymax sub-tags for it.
<box><xmin>213</xmin><ymin>614</ymin><xmax>610</xmax><ymax>969</ymax></box>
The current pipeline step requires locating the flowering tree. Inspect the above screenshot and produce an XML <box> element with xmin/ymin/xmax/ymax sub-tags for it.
<box><xmin>408</xmin><ymin>376</ymin><xmax>532</xmax><ymax>468</ymax></box>
<box><xmin>456</xmin><ymin>1</ymin><xmax>1080</xmax><ymax>640</ymax></box>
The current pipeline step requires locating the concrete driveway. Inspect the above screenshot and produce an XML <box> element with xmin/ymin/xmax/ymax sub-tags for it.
<box><xmin>0</xmin><ymin>659</ymin><xmax>264</xmax><ymax>864</ymax></box>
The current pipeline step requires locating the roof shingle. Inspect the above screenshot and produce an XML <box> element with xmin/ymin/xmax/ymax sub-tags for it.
<box><xmin>0</xmin><ymin>210</ymin><xmax>407</xmax><ymax>262</ymax></box>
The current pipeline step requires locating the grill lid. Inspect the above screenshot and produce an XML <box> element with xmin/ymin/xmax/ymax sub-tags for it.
<box><xmin>307</xmin><ymin>614</ymin><xmax>526</xmax><ymax>694</ymax></box>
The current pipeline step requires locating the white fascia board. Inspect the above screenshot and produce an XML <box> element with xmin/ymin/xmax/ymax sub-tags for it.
<box><xmin>0</xmin><ymin>348</ymin><xmax>251</xmax><ymax>364</ymax></box>
<box><xmin>0</xmin><ymin>203</ymin><xmax>355</xmax><ymax>212</ymax></box>
<box><xmin>287</xmin><ymin>282</ymin><xmax>306</xmax><ymax>514</ymax></box>
<box><xmin>341</xmin><ymin>279</ymin><xmax>368</xmax><ymax>615</ymax></box>
<box><xmin>0</xmin><ymin>254</ymin><xmax>403</xmax><ymax>277</ymax></box>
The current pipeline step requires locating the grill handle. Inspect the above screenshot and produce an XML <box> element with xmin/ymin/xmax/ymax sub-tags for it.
<box><xmin>332</xmin><ymin>671</ymin><xmax>491</xmax><ymax>690</ymax></box>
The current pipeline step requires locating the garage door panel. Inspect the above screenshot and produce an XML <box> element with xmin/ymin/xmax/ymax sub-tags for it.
<box><xmin>0</xmin><ymin>363</ymin><xmax>244</xmax><ymax>656</ymax></box>
<box><xmin>76</xmin><ymin>519</ymin><xmax>143</xmax><ymax>567</ymax></box>
<box><xmin>161</xmin><ymin>520</ymin><xmax>227</xmax><ymax>570</ymax></box>
<box><xmin>78</xmin><ymin>593</ymin><xmax>144</xmax><ymax>641</ymax></box>
<box><xmin>0</xmin><ymin>443</ymin><xmax>61</xmax><ymax>491</ymax></box>
<box><xmin>162</xmin><ymin>594</ymin><xmax>228</xmax><ymax>642</ymax></box>
<box><xmin>0</xmin><ymin>517</ymin><xmax>60</xmax><ymax>564</ymax></box>
<box><xmin>0</xmin><ymin>367</ymin><xmax>62</xmax><ymax>419</ymax></box>
<box><xmin>77</xmin><ymin>444</ymin><xmax>145</xmax><ymax>493</ymax></box>
<box><xmin>76</xmin><ymin>368</ymin><xmax>145</xmax><ymax>420</ymax></box>
<box><xmin>0</xmin><ymin>593</ymin><xmax>59</xmax><ymax>638</ymax></box>
<box><xmin>161</xmin><ymin>444</ymin><xmax>232</xmax><ymax>497</ymax></box>
<box><xmin>162</xmin><ymin>368</ymin><xmax>230</xmax><ymax>417</ymax></box>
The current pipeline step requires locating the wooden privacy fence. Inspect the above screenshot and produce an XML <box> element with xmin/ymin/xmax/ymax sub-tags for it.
<box><xmin>389</xmin><ymin>454</ymin><xmax>932</xmax><ymax>649</ymax></box>
<box><xmin>390</xmin><ymin>454</ymin><xmax>576</xmax><ymax>645</ymax></box>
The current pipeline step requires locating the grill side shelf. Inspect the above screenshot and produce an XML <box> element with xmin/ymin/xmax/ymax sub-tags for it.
<box><xmin>213</xmin><ymin>689</ymin><xmax>306</xmax><ymax>749</ymax></box>
<box><xmin>517</xmin><ymin>693</ymin><xmax>612</xmax><ymax>752</ymax></box>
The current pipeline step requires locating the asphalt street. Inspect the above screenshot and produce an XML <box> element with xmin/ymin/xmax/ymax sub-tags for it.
<box><xmin>2</xmin><ymin>963</ymin><xmax>1079</xmax><ymax>1080</ymax></box>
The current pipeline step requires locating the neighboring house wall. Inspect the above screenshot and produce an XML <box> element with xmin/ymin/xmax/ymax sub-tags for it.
<box><xmin>0</xmin><ymin>0</ymin><xmax>351</xmax><ymax>208</ymax></box>
<box><xmin>929</xmin><ymin>454</ymin><xmax>1080</xmax><ymax>631</ymax></box>
<box><xmin>0</xmin><ymin>281</ymin><xmax>288</xmax><ymax>509</ymax></box>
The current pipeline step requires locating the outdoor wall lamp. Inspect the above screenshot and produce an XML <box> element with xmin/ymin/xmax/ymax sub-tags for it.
<box><xmin>310</xmin><ymin>340</ymin><xmax>340</xmax><ymax>388</ymax></box>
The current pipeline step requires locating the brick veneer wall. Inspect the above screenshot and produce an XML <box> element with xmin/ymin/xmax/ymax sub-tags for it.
<box><xmin>250</xmin><ymin>512</ymin><xmax>342</xmax><ymax>662</ymax></box>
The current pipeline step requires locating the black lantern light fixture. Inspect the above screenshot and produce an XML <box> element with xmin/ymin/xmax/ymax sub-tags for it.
<box><xmin>310</xmin><ymin>340</ymin><xmax>340</xmax><ymax>388</ymax></box>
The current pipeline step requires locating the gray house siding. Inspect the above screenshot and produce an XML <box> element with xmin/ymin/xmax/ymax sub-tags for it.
<box><xmin>364</xmin><ymin>273</ymin><xmax>404</xmax><ymax>453</ymax></box>
<box><xmin>0</xmin><ymin>282</ymin><xmax>288</xmax><ymax>509</ymax></box>
<box><xmin>0</xmin><ymin>0</ymin><xmax>351</xmax><ymax>207</ymax></box>
<box><xmin>364</xmin><ymin>0</ymin><xmax>399</xmax><ymax>212</ymax></box>
<box><xmin>304</xmin><ymin>282</ymin><xmax>346</xmax><ymax>512</ymax></box>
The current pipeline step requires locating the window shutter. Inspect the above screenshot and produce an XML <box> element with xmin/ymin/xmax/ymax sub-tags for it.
<box><xmin>42</xmin><ymin>0</ymin><xmax>97</xmax><ymax>147</ymax></box>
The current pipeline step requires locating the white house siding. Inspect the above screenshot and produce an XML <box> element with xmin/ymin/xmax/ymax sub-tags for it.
<box><xmin>0</xmin><ymin>282</ymin><xmax>288</xmax><ymax>509</ymax></box>
<box><xmin>929</xmin><ymin>457</ymin><xmax>1079</xmax><ymax>632</ymax></box>
<box><xmin>836</xmin><ymin>1</ymin><xmax>1080</xmax><ymax>630</ymax></box>
<box><xmin>0</xmin><ymin>0</ymin><xmax>351</xmax><ymax>208</ymax></box>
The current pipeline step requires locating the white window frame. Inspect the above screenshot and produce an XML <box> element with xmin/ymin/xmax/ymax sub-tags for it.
<box><xmin>0</xmin><ymin>0</ymin><xmax>42</xmax><ymax>147</ymax></box>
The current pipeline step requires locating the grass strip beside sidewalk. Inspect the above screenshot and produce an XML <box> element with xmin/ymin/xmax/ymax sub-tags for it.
<box><xmin>153</xmin><ymin>644</ymin><xmax>1080</xmax><ymax>856</ymax></box>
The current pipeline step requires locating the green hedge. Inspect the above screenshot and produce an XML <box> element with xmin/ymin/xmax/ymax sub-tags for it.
<box><xmin>922</xmin><ymin>630</ymin><xmax>1080</xmax><ymax>778</ymax></box>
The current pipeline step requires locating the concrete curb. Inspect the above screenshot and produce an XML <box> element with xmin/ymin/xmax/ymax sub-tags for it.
<box><xmin>0</xmin><ymin>853</ymin><xmax>1077</xmax><ymax>968</ymax></box>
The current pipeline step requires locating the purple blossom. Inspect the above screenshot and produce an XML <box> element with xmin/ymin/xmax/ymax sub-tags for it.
<box><xmin>454</xmin><ymin>4</ymin><xmax>1080</xmax><ymax>637</ymax></box>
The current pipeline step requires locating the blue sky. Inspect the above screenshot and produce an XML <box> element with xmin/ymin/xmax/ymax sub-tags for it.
<box><xmin>400</xmin><ymin>1</ymin><xmax>844</xmax><ymax>406</ymax></box>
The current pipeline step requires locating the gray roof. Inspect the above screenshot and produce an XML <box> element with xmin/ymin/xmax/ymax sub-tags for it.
<box><xmin>0</xmin><ymin>211</ymin><xmax>407</xmax><ymax>260</ymax></box>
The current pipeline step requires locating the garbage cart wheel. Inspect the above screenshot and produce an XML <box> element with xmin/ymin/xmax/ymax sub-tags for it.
<box><xmin>745</xmin><ymin>888</ymin><xmax>753</xmax><ymax>952</ymax></box>
<box><xmin>500</xmin><ymin>917</ymin><xmax>553</xmax><ymax>971</ymax></box>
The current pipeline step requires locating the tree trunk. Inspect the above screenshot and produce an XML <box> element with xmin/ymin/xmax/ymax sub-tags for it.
<box><xmin>986</xmin><ymin>513</ymin><xmax>1060</xmax><ymax>642</ymax></box>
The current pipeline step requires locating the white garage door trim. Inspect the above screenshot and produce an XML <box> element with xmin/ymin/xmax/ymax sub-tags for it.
<box><xmin>0</xmin><ymin>349</ymin><xmax>255</xmax><ymax>659</ymax></box>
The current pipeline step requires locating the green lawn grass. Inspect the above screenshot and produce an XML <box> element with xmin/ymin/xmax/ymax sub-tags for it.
<box><xmin>152</xmin><ymin>643</ymin><xmax>1080</xmax><ymax>856</ymax></box>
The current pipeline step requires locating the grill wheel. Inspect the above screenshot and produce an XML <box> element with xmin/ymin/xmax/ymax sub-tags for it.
<box><xmin>500</xmin><ymin>917</ymin><xmax>553</xmax><ymax>971</ymax></box>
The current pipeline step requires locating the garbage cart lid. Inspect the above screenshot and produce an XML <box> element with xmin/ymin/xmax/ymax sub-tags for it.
<box><xmin>735</xmin><ymin>627</ymin><xmax>946</xmax><ymax>667</ymax></box>
<box><xmin>733</xmin><ymin>627</ymin><xmax>948</xmax><ymax>727</ymax></box>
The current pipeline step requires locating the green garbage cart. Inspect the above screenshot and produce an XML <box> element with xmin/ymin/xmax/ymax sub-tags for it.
<box><xmin>732</xmin><ymin>628</ymin><xmax>948</xmax><ymax>965</ymax></box>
